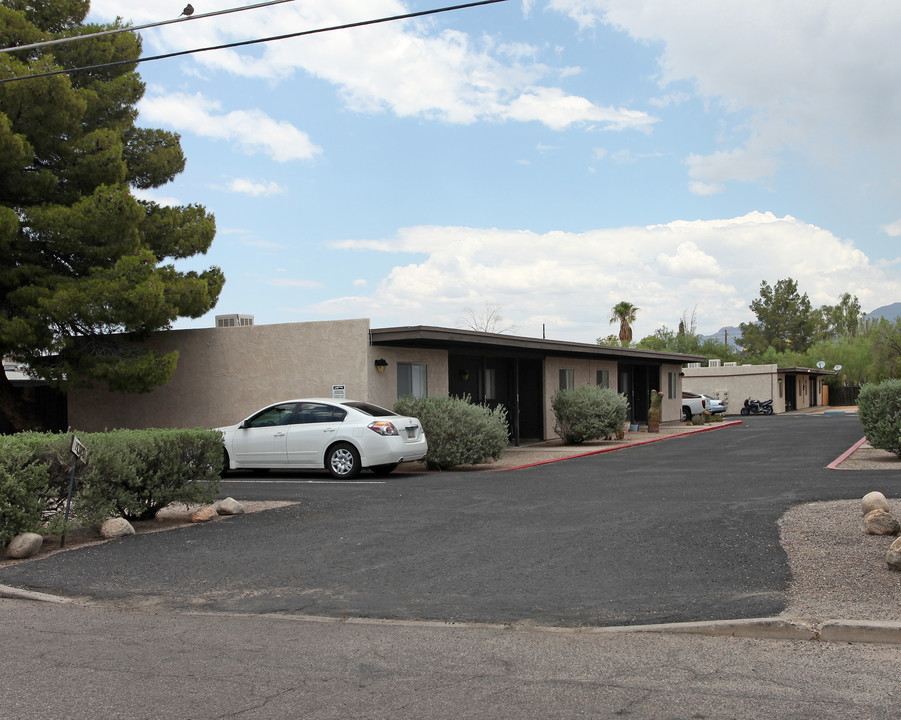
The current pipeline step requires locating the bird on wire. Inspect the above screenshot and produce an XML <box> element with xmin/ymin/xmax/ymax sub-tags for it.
<box><xmin>181</xmin><ymin>4</ymin><xmax>194</xmax><ymax>16</ymax></box>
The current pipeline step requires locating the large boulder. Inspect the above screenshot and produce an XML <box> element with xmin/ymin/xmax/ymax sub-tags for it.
<box><xmin>862</xmin><ymin>491</ymin><xmax>890</xmax><ymax>515</ymax></box>
<box><xmin>6</xmin><ymin>532</ymin><xmax>43</xmax><ymax>559</ymax></box>
<box><xmin>864</xmin><ymin>509</ymin><xmax>901</xmax><ymax>536</ymax></box>
<box><xmin>887</xmin><ymin>537</ymin><xmax>901</xmax><ymax>569</ymax></box>
<box><xmin>100</xmin><ymin>518</ymin><xmax>135</xmax><ymax>539</ymax></box>
<box><xmin>190</xmin><ymin>505</ymin><xmax>218</xmax><ymax>523</ymax></box>
<box><xmin>215</xmin><ymin>497</ymin><xmax>244</xmax><ymax>516</ymax></box>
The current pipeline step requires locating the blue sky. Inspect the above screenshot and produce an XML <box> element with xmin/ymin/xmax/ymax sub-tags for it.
<box><xmin>88</xmin><ymin>0</ymin><xmax>901</xmax><ymax>342</ymax></box>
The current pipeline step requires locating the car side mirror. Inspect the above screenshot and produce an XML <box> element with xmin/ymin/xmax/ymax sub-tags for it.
<box><xmin>238</xmin><ymin>421</ymin><xmax>249</xmax><ymax>429</ymax></box>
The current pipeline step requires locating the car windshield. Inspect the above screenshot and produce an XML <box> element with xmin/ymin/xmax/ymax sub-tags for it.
<box><xmin>342</xmin><ymin>401</ymin><xmax>397</xmax><ymax>417</ymax></box>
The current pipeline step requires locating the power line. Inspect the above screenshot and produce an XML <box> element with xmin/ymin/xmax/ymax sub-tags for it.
<box><xmin>0</xmin><ymin>0</ymin><xmax>509</xmax><ymax>84</ymax></box>
<box><xmin>0</xmin><ymin>0</ymin><xmax>300</xmax><ymax>54</ymax></box>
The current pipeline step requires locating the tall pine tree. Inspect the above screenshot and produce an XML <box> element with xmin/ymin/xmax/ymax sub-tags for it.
<box><xmin>0</xmin><ymin>1</ymin><xmax>224</xmax><ymax>430</ymax></box>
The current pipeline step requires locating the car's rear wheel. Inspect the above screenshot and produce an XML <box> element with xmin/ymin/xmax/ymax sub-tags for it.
<box><xmin>327</xmin><ymin>443</ymin><xmax>361</xmax><ymax>479</ymax></box>
<box><xmin>681</xmin><ymin>406</ymin><xmax>691</xmax><ymax>422</ymax></box>
<box><xmin>370</xmin><ymin>463</ymin><xmax>398</xmax><ymax>476</ymax></box>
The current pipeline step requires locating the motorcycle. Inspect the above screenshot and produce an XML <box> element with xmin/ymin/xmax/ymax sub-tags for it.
<box><xmin>740</xmin><ymin>398</ymin><xmax>774</xmax><ymax>416</ymax></box>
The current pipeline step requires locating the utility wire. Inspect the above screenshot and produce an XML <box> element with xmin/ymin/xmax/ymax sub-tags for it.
<box><xmin>0</xmin><ymin>0</ymin><xmax>300</xmax><ymax>54</ymax></box>
<box><xmin>0</xmin><ymin>0</ymin><xmax>508</xmax><ymax>84</ymax></box>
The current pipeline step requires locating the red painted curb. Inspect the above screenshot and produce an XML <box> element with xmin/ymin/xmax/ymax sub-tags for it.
<box><xmin>827</xmin><ymin>436</ymin><xmax>867</xmax><ymax>470</ymax></box>
<box><xmin>492</xmin><ymin>420</ymin><xmax>744</xmax><ymax>472</ymax></box>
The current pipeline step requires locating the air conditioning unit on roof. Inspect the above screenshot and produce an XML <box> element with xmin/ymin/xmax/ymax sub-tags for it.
<box><xmin>216</xmin><ymin>314</ymin><xmax>254</xmax><ymax>328</ymax></box>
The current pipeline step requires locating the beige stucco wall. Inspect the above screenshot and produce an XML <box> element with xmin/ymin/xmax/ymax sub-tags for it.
<box><xmin>659</xmin><ymin>363</ymin><xmax>683</xmax><ymax>422</ymax></box>
<box><xmin>542</xmin><ymin>357</ymin><xmax>682</xmax><ymax>439</ymax></box>
<box><xmin>682</xmin><ymin>364</ymin><xmax>785</xmax><ymax>414</ymax></box>
<box><xmin>68</xmin><ymin>318</ymin><xmax>372</xmax><ymax>431</ymax></box>
<box><xmin>367</xmin><ymin>346</ymin><xmax>449</xmax><ymax>410</ymax></box>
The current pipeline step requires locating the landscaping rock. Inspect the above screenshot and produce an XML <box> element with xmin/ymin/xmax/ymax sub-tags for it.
<box><xmin>190</xmin><ymin>505</ymin><xmax>218</xmax><ymax>523</ymax></box>
<box><xmin>864</xmin><ymin>509</ymin><xmax>901</xmax><ymax>535</ymax></box>
<box><xmin>887</xmin><ymin>537</ymin><xmax>901</xmax><ymax>569</ymax></box>
<box><xmin>862</xmin><ymin>491</ymin><xmax>890</xmax><ymax>515</ymax></box>
<box><xmin>100</xmin><ymin>518</ymin><xmax>135</xmax><ymax>539</ymax></box>
<box><xmin>6</xmin><ymin>532</ymin><xmax>43</xmax><ymax>559</ymax></box>
<box><xmin>215</xmin><ymin>497</ymin><xmax>244</xmax><ymax>516</ymax></box>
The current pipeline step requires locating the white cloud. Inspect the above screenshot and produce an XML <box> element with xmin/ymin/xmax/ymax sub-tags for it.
<box><xmin>227</xmin><ymin>178</ymin><xmax>287</xmax><ymax>197</ymax></box>
<box><xmin>656</xmin><ymin>241</ymin><xmax>720</xmax><ymax>277</ymax></box>
<box><xmin>91</xmin><ymin>1</ymin><xmax>656</xmax><ymax>133</ymax></box>
<box><xmin>547</xmin><ymin>0</ymin><xmax>901</xmax><ymax>186</ymax></box>
<box><xmin>310</xmin><ymin>212</ymin><xmax>898</xmax><ymax>341</ymax></box>
<box><xmin>132</xmin><ymin>188</ymin><xmax>180</xmax><ymax>206</ymax></box>
<box><xmin>138</xmin><ymin>90</ymin><xmax>322</xmax><ymax>162</ymax></box>
<box><xmin>881</xmin><ymin>220</ymin><xmax>901</xmax><ymax>237</ymax></box>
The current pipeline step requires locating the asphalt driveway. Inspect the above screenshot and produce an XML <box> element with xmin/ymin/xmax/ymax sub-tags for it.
<box><xmin>0</xmin><ymin>414</ymin><xmax>884</xmax><ymax>626</ymax></box>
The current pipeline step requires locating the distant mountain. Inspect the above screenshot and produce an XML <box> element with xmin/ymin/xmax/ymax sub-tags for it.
<box><xmin>701</xmin><ymin>325</ymin><xmax>743</xmax><ymax>347</ymax></box>
<box><xmin>866</xmin><ymin>302</ymin><xmax>901</xmax><ymax>322</ymax></box>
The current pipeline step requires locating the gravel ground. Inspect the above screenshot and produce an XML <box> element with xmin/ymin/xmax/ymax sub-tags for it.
<box><xmin>779</xmin><ymin>499</ymin><xmax>901</xmax><ymax>622</ymax></box>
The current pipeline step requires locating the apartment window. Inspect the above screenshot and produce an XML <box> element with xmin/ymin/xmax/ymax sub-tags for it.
<box><xmin>597</xmin><ymin>369</ymin><xmax>610</xmax><ymax>388</ymax></box>
<box><xmin>484</xmin><ymin>368</ymin><xmax>496</xmax><ymax>400</ymax></box>
<box><xmin>559</xmin><ymin>369</ymin><xmax>574</xmax><ymax>391</ymax></box>
<box><xmin>398</xmin><ymin>362</ymin><xmax>428</xmax><ymax>398</ymax></box>
<box><xmin>667</xmin><ymin>371</ymin><xmax>677</xmax><ymax>399</ymax></box>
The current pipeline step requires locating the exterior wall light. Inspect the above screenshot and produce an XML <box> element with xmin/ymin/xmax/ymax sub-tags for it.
<box><xmin>374</xmin><ymin>358</ymin><xmax>388</xmax><ymax>372</ymax></box>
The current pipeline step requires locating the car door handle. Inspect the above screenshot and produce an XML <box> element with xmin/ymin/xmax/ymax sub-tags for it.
<box><xmin>273</xmin><ymin>432</ymin><xmax>286</xmax><ymax>437</ymax></box>
<box><xmin>323</xmin><ymin>428</ymin><xmax>335</xmax><ymax>432</ymax></box>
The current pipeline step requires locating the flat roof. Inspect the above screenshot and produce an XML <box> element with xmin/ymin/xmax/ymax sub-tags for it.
<box><xmin>371</xmin><ymin>325</ymin><xmax>706</xmax><ymax>364</ymax></box>
<box><xmin>778</xmin><ymin>366</ymin><xmax>838</xmax><ymax>376</ymax></box>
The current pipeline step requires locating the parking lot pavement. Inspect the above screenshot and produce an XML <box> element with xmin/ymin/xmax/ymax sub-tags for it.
<box><xmin>0</xmin><ymin>413</ymin><xmax>885</xmax><ymax>630</ymax></box>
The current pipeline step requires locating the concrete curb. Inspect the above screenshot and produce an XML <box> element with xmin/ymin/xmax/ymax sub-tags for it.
<box><xmin>5</xmin><ymin>586</ymin><xmax>901</xmax><ymax>645</ymax></box>
<box><xmin>0</xmin><ymin>583</ymin><xmax>73</xmax><ymax>604</ymax></box>
<box><xmin>827</xmin><ymin>436</ymin><xmax>867</xmax><ymax>470</ymax></box>
<box><xmin>497</xmin><ymin>420</ymin><xmax>744</xmax><ymax>471</ymax></box>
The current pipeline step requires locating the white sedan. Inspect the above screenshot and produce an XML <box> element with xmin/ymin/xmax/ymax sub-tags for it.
<box><xmin>217</xmin><ymin>399</ymin><xmax>428</xmax><ymax>479</ymax></box>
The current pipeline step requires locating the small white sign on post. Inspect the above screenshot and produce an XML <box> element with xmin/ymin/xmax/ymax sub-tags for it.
<box><xmin>332</xmin><ymin>385</ymin><xmax>346</xmax><ymax>399</ymax></box>
<box><xmin>70</xmin><ymin>435</ymin><xmax>87</xmax><ymax>460</ymax></box>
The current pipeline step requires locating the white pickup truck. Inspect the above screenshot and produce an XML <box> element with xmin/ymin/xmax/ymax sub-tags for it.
<box><xmin>681</xmin><ymin>391</ymin><xmax>727</xmax><ymax>421</ymax></box>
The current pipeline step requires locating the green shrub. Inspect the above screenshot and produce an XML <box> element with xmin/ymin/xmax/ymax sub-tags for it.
<box><xmin>552</xmin><ymin>385</ymin><xmax>629</xmax><ymax>444</ymax></box>
<box><xmin>857</xmin><ymin>379</ymin><xmax>901</xmax><ymax>458</ymax></box>
<box><xmin>76</xmin><ymin>429</ymin><xmax>223</xmax><ymax>521</ymax></box>
<box><xmin>0</xmin><ymin>433</ymin><xmax>73</xmax><ymax>546</ymax></box>
<box><xmin>0</xmin><ymin>429</ymin><xmax>223</xmax><ymax>541</ymax></box>
<box><xmin>394</xmin><ymin>395</ymin><xmax>509</xmax><ymax>470</ymax></box>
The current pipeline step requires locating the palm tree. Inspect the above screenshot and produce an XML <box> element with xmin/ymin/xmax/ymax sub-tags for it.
<box><xmin>610</xmin><ymin>301</ymin><xmax>639</xmax><ymax>347</ymax></box>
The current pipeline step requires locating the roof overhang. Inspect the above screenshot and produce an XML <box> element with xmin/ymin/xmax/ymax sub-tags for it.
<box><xmin>371</xmin><ymin>326</ymin><xmax>706</xmax><ymax>364</ymax></box>
<box><xmin>778</xmin><ymin>366</ymin><xmax>838</xmax><ymax>376</ymax></box>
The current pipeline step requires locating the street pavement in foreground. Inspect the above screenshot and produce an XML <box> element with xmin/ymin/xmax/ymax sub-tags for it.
<box><xmin>0</xmin><ymin>415</ymin><xmax>884</xmax><ymax>626</ymax></box>
<box><xmin>3</xmin><ymin>598</ymin><xmax>899</xmax><ymax>720</ymax></box>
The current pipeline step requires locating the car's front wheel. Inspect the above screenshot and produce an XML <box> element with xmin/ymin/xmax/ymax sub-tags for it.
<box><xmin>221</xmin><ymin>448</ymin><xmax>230</xmax><ymax>478</ymax></box>
<box><xmin>327</xmin><ymin>443</ymin><xmax>361</xmax><ymax>479</ymax></box>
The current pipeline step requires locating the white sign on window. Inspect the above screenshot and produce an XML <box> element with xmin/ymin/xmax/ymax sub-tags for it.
<box><xmin>332</xmin><ymin>385</ymin><xmax>346</xmax><ymax>399</ymax></box>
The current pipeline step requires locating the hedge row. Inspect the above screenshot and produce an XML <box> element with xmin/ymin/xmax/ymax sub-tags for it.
<box><xmin>0</xmin><ymin>429</ymin><xmax>222</xmax><ymax>546</ymax></box>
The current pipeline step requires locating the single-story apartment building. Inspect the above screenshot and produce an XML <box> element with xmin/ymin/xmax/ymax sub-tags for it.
<box><xmin>681</xmin><ymin>360</ymin><xmax>836</xmax><ymax>414</ymax></box>
<box><xmin>65</xmin><ymin>318</ymin><xmax>705</xmax><ymax>442</ymax></box>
